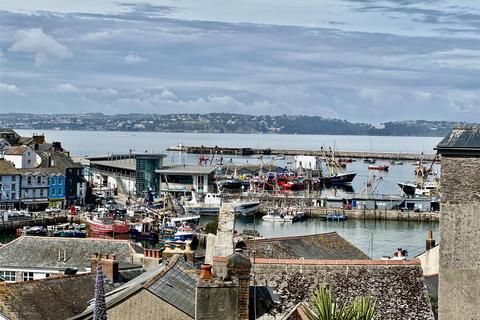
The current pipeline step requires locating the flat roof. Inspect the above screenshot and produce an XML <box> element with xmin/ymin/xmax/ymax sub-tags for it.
<box><xmin>156</xmin><ymin>165</ymin><xmax>218</xmax><ymax>175</ymax></box>
<box><xmin>90</xmin><ymin>159</ymin><xmax>136</xmax><ymax>171</ymax></box>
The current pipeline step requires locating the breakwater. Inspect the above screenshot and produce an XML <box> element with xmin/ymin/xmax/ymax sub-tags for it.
<box><xmin>169</xmin><ymin>145</ymin><xmax>439</xmax><ymax>161</ymax></box>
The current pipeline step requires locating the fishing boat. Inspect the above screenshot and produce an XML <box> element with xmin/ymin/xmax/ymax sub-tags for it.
<box><xmin>262</xmin><ymin>211</ymin><xmax>294</xmax><ymax>222</ymax></box>
<box><xmin>368</xmin><ymin>165</ymin><xmax>389</xmax><ymax>171</ymax></box>
<box><xmin>398</xmin><ymin>181</ymin><xmax>438</xmax><ymax>197</ymax></box>
<box><xmin>321</xmin><ymin>213</ymin><xmax>348</xmax><ymax>221</ymax></box>
<box><xmin>321</xmin><ymin>172</ymin><xmax>357</xmax><ymax>186</ymax></box>
<box><xmin>233</xmin><ymin>201</ymin><xmax>261</xmax><ymax>216</ymax></box>
<box><xmin>174</xmin><ymin>225</ymin><xmax>195</xmax><ymax>240</ymax></box>
<box><xmin>130</xmin><ymin>221</ymin><xmax>159</xmax><ymax>242</ymax></box>
<box><xmin>184</xmin><ymin>192</ymin><xmax>221</xmax><ymax>216</ymax></box>
<box><xmin>216</xmin><ymin>178</ymin><xmax>243</xmax><ymax>192</ymax></box>
<box><xmin>363</xmin><ymin>159</ymin><xmax>376</xmax><ymax>164</ymax></box>
<box><xmin>86</xmin><ymin>216</ymin><xmax>130</xmax><ymax>234</ymax></box>
<box><xmin>168</xmin><ymin>214</ymin><xmax>201</xmax><ymax>227</ymax></box>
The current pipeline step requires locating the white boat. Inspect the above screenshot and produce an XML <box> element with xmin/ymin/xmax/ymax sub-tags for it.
<box><xmin>262</xmin><ymin>210</ymin><xmax>294</xmax><ymax>222</ymax></box>
<box><xmin>168</xmin><ymin>214</ymin><xmax>201</xmax><ymax>227</ymax></box>
<box><xmin>184</xmin><ymin>192</ymin><xmax>221</xmax><ymax>216</ymax></box>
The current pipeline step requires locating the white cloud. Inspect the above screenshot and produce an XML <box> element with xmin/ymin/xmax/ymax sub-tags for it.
<box><xmin>8</xmin><ymin>28</ymin><xmax>71</xmax><ymax>66</ymax></box>
<box><xmin>0</xmin><ymin>50</ymin><xmax>5</xmax><ymax>63</ymax></box>
<box><xmin>0</xmin><ymin>82</ymin><xmax>22</xmax><ymax>95</ymax></box>
<box><xmin>52</xmin><ymin>83</ymin><xmax>80</xmax><ymax>93</ymax></box>
<box><xmin>123</xmin><ymin>53</ymin><xmax>147</xmax><ymax>64</ymax></box>
<box><xmin>51</xmin><ymin>83</ymin><xmax>118</xmax><ymax>96</ymax></box>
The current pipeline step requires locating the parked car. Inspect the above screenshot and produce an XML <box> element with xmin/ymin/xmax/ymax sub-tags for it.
<box><xmin>45</xmin><ymin>207</ymin><xmax>62</xmax><ymax>214</ymax></box>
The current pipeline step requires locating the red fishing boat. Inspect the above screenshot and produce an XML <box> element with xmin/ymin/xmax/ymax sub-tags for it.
<box><xmin>86</xmin><ymin>217</ymin><xmax>130</xmax><ymax>234</ymax></box>
<box><xmin>368</xmin><ymin>165</ymin><xmax>389</xmax><ymax>171</ymax></box>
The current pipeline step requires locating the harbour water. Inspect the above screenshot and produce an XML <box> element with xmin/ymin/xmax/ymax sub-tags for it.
<box><xmin>15</xmin><ymin>129</ymin><xmax>441</xmax><ymax>258</ymax></box>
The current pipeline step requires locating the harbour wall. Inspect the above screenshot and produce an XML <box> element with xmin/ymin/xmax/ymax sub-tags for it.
<box><xmin>170</xmin><ymin>145</ymin><xmax>439</xmax><ymax>161</ymax></box>
<box><xmin>0</xmin><ymin>214</ymin><xmax>70</xmax><ymax>232</ymax></box>
<box><xmin>302</xmin><ymin>207</ymin><xmax>439</xmax><ymax>222</ymax></box>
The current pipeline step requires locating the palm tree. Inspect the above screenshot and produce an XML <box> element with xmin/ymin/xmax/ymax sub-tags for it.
<box><xmin>304</xmin><ymin>285</ymin><xmax>379</xmax><ymax>320</ymax></box>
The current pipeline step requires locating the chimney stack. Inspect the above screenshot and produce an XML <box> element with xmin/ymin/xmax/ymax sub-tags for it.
<box><xmin>102</xmin><ymin>254</ymin><xmax>119</xmax><ymax>283</ymax></box>
<box><xmin>226</xmin><ymin>248</ymin><xmax>251</xmax><ymax>320</ymax></box>
<box><xmin>90</xmin><ymin>253</ymin><xmax>119</xmax><ymax>283</ymax></box>
<box><xmin>426</xmin><ymin>229</ymin><xmax>436</xmax><ymax>251</ymax></box>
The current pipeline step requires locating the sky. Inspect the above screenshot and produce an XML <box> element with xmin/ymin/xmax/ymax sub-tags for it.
<box><xmin>0</xmin><ymin>0</ymin><xmax>479</xmax><ymax>123</ymax></box>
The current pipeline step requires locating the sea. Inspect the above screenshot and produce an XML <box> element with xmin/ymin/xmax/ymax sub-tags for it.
<box><xmin>15</xmin><ymin>129</ymin><xmax>443</xmax><ymax>258</ymax></box>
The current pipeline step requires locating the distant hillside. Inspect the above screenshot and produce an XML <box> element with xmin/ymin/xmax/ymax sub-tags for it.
<box><xmin>0</xmin><ymin>113</ymin><xmax>473</xmax><ymax>137</ymax></box>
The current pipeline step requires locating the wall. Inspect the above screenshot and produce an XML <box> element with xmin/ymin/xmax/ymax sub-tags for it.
<box><xmin>195</xmin><ymin>280</ymin><xmax>238</xmax><ymax>320</ymax></box>
<box><xmin>107</xmin><ymin>289</ymin><xmax>192</xmax><ymax>320</ymax></box>
<box><xmin>21</xmin><ymin>173</ymin><xmax>49</xmax><ymax>204</ymax></box>
<box><xmin>438</xmin><ymin>156</ymin><xmax>480</xmax><ymax>320</ymax></box>
<box><xmin>417</xmin><ymin>245</ymin><xmax>439</xmax><ymax>276</ymax></box>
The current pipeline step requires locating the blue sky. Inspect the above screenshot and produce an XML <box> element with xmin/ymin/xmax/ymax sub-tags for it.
<box><xmin>0</xmin><ymin>0</ymin><xmax>479</xmax><ymax>123</ymax></box>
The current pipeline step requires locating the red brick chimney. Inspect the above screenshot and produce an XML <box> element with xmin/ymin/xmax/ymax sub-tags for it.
<box><xmin>90</xmin><ymin>253</ymin><xmax>119</xmax><ymax>283</ymax></box>
<box><xmin>102</xmin><ymin>254</ymin><xmax>119</xmax><ymax>283</ymax></box>
<box><xmin>226</xmin><ymin>248</ymin><xmax>251</xmax><ymax>320</ymax></box>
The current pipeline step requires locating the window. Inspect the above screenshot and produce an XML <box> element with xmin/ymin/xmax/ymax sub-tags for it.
<box><xmin>42</xmin><ymin>189</ymin><xmax>46</xmax><ymax>197</ymax></box>
<box><xmin>11</xmin><ymin>183</ymin><xmax>15</xmax><ymax>190</ymax></box>
<box><xmin>52</xmin><ymin>188</ymin><xmax>56</xmax><ymax>196</ymax></box>
<box><xmin>37</xmin><ymin>176</ymin><xmax>41</xmax><ymax>184</ymax></box>
<box><xmin>10</xmin><ymin>192</ymin><xmax>15</xmax><ymax>199</ymax></box>
<box><xmin>0</xmin><ymin>271</ymin><xmax>16</xmax><ymax>282</ymax></box>
<box><xmin>27</xmin><ymin>176</ymin><xmax>32</xmax><ymax>184</ymax></box>
<box><xmin>58</xmin><ymin>188</ymin><xmax>62</xmax><ymax>196</ymax></box>
<box><xmin>58</xmin><ymin>178</ymin><xmax>62</xmax><ymax>185</ymax></box>
<box><xmin>23</xmin><ymin>272</ymin><xmax>34</xmax><ymax>281</ymax></box>
<box><xmin>28</xmin><ymin>159</ymin><xmax>31</xmax><ymax>165</ymax></box>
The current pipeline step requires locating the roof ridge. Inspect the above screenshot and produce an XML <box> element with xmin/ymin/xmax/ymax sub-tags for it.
<box><xmin>143</xmin><ymin>255</ymin><xmax>181</xmax><ymax>289</ymax></box>
<box><xmin>245</xmin><ymin>231</ymin><xmax>339</xmax><ymax>242</ymax></box>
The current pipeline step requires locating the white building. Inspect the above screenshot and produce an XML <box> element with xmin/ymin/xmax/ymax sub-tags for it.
<box><xmin>0</xmin><ymin>160</ymin><xmax>21</xmax><ymax>209</ymax></box>
<box><xmin>4</xmin><ymin>146</ymin><xmax>40</xmax><ymax>169</ymax></box>
<box><xmin>294</xmin><ymin>155</ymin><xmax>320</xmax><ymax>170</ymax></box>
<box><xmin>157</xmin><ymin>165</ymin><xmax>218</xmax><ymax>194</ymax></box>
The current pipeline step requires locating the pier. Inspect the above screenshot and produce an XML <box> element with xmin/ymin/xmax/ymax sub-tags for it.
<box><xmin>0</xmin><ymin>212</ymin><xmax>70</xmax><ymax>233</ymax></box>
<box><xmin>169</xmin><ymin>145</ymin><xmax>439</xmax><ymax>161</ymax></box>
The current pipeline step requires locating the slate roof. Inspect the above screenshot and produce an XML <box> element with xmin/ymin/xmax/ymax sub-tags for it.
<box><xmin>244</xmin><ymin>232</ymin><xmax>370</xmax><ymax>260</ymax></box>
<box><xmin>4</xmin><ymin>146</ymin><xmax>29</xmax><ymax>156</ymax></box>
<box><xmin>145</xmin><ymin>258</ymin><xmax>197</xmax><ymax>317</ymax></box>
<box><xmin>436</xmin><ymin>126</ymin><xmax>480</xmax><ymax>156</ymax></box>
<box><xmin>37</xmin><ymin>151</ymin><xmax>83</xmax><ymax>171</ymax></box>
<box><xmin>0</xmin><ymin>236</ymin><xmax>140</xmax><ymax>272</ymax></box>
<box><xmin>251</xmin><ymin>261</ymin><xmax>434</xmax><ymax>320</ymax></box>
<box><xmin>0</xmin><ymin>160</ymin><xmax>20</xmax><ymax>175</ymax></box>
<box><xmin>73</xmin><ymin>256</ymin><xmax>197</xmax><ymax>319</ymax></box>
<box><xmin>0</xmin><ymin>273</ymin><xmax>115</xmax><ymax>320</ymax></box>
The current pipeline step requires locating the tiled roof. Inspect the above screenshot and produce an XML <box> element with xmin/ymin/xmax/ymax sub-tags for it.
<box><xmin>0</xmin><ymin>160</ymin><xmax>20</xmax><ymax>175</ymax></box>
<box><xmin>0</xmin><ymin>273</ymin><xmax>115</xmax><ymax>320</ymax></box>
<box><xmin>244</xmin><ymin>259</ymin><xmax>433</xmax><ymax>320</ymax></box>
<box><xmin>244</xmin><ymin>232</ymin><xmax>370</xmax><ymax>260</ymax></box>
<box><xmin>0</xmin><ymin>236</ymin><xmax>139</xmax><ymax>272</ymax></box>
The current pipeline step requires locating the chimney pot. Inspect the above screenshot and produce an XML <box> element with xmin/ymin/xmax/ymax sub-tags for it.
<box><xmin>200</xmin><ymin>264</ymin><xmax>213</xmax><ymax>280</ymax></box>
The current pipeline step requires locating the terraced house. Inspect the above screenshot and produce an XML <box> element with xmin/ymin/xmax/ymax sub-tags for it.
<box><xmin>18</xmin><ymin>168</ymin><xmax>49</xmax><ymax>210</ymax></box>
<box><xmin>0</xmin><ymin>160</ymin><xmax>21</xmax><ymax>209</ymax></box>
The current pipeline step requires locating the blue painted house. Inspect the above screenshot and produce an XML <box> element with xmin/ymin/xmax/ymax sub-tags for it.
<box><xmin>48</xmin><ymin>173</ymin><xmax>65</xmax><ymax>209</ymax></box>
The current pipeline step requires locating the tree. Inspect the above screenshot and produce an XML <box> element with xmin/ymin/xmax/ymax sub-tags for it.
<box><xmin>93</xmin><ymin>265</ymin><xmax>108</xmax><ymax>320</ymax></box>
<box><xmin>204</xmin><ymin>216</ymin><xmax>219</xmax><ymax>235</ymax></box>
<box><xmin>304</xmin><ymin>285</ymin><xmax>380</xmax><ymax>320</ymax></box>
